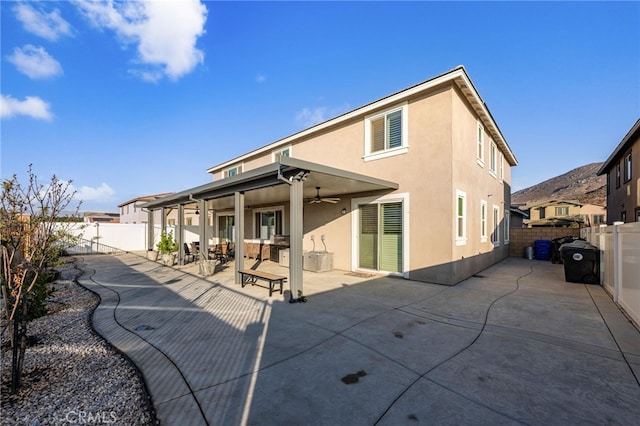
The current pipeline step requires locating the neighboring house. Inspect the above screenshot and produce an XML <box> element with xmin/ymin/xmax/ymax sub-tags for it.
<box><xmin>83</xmin><ymin>212</ymin><xmax>120</xmax><ymax>223</ymax></box>
<box><xmin>144</xmin><ymin>66</ymin><xmax>517</xmax><ymax>288</ymax></box>
<box><xmin>523</xmin><ymin>200</ymin><xmax>606</xmax><ymax>227</ymax></box>
<box><xmin>597</xmin><ymin>118</ymin><xmax>640</xmax><ymax>223</ymax></box>
<box><xmin>118</xmin><ymin>193</ymin><xmax>178</xmax><ymax>224</ymax></box>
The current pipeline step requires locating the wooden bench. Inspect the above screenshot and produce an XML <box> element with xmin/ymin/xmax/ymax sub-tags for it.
<box><xmin>239</xmin><ymin>269</ymin><xmax>287</xmax><ymax>296</ymax></box>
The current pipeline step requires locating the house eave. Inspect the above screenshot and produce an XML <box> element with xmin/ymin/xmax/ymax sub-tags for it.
<box><xmin>597</xmin><ymin>118</ymin><xmax>640</xmax><ymax>175</ymax></box>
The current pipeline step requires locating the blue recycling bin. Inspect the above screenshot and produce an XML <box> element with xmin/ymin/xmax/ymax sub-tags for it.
<box><xmin>534</xmin><ymin>239</ymin><xmax>552</xmax><ymax>261</ymax></box>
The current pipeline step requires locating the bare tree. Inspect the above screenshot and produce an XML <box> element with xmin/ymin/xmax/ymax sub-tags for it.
<box><xmin>1</xmin><ymin>164</ymin><xmax>81</xmax><ymax>392</ymax></box>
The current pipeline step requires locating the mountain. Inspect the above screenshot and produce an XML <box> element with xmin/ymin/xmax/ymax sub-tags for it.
<box><xmin>512</xmin><ymin>162</ymin><xmax>606</xmax><ymax>207</ymax></box>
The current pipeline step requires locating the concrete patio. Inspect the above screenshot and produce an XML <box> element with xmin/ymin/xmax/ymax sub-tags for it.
<box><xmin>76</xmin><ymin>254</ymin><xmax>640</xmax><ymax>425</ymax></box>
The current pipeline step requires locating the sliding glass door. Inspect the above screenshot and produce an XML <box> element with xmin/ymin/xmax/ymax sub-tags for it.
<box><xmin>358</xmin><ymin>201</ymin><xmax>403</xmax><ymax>273</ymax></box>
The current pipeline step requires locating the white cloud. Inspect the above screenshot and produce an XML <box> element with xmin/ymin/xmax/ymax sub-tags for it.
<box><xmin>72</xmin><ymin>182</ymin><xmax>116</xmax><ymax>202</ymax></box>
<box><xmin>1</xmin><ymin>94</ymin><xmax>53</xmax><ymax>121</ymax></box>
<box><xmin>13</xmin><ymin>3</ymin><xmax>72</xmax><ymax>41</ymax></box>
<box><xmin>295</xmin><ymin>103</ymin><xmax>351</xmax><ymax>128</ymax></box>
<box><xmin>76</xmin><ymin>0</ymin><xmax>207</xmax><ymax>82</ymax></box>
<box><xmin>7</xmin><ymin>45</ymin><xmax>63</xmax><ymax>80</ymax></box>
<box><xmin>256</xmin><ymin>74</ymin><xmax>267</xmax><ymax>83</ymax></box>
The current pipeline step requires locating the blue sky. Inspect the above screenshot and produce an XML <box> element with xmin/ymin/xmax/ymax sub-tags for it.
<box><xmin>2</xmin><ymin>1</ymin><xmax>638</xmax><ymax>213</ymax></box>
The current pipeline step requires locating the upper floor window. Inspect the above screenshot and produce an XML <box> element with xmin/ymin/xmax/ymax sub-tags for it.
<box><xmin>477</xmin><ymin>122</ymin><xmax>484</xmax><ymax>166</ymax></box>
<box><xmin>224</xmin><ymin>164</ymin><xmax>243</xmax><ymax>178</ymax></box>
<box><xmin>499</xmin><ymin>152</ymin><xmax>504</xmax><ymax>182</ymax></box>
<box><xmin>615</xmin><ymin>163</ymin><xmax>621</xmax><ymax>188</ymax></box>
<box><xmin>538</xmin><ymin>207</ymin><xmax>546</xmax><ymax>219</ymax></box>
<box><xmin>273</xmin><ymin>146</ymin><xmax>291</xmax><ymax>162</ymax></box>
<box><xmin>555</xmin><ymin>206</ymin><xmax>569</xmax><ymax>216</ymax></box>
<box><xmin>364</xmin><ymin>103</ymin><xmax>408</xmax><ymax>161</ymax></box>
<box><xmin>489</xmin><ymin>140</ymin><xmax>497</xmax><ymax>177</ymax></box>
<box><xmin>624</xmin><ymin>152</ymin><xmax>632</xmax><ymax>183</ymax></box>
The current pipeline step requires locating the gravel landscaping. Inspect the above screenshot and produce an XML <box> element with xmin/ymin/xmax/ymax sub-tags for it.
<box><xmin>1</xmin><ymin>258</ymin><xmax>156</xmax><ymax>425</ymax></box>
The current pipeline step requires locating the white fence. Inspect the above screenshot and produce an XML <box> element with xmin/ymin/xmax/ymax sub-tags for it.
<box><xmin>582</xmin><ymin>222</ymin><xmax>640</xmax><ymax>327</ymax></box>
<box><xmin>60</xmin><ymin>223</ymin><xmax>215</xmax><ymax>252</ymax></box>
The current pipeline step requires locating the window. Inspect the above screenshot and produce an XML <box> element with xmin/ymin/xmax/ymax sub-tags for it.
<box><xmin>504</xmin><ymin>208</ymin><xmax>510</xmax><ymax>243</ymax></box>
<box><xmin>477</xmin><ymin>122</ymin><xmax>484</xmax><ymax>165</ymax></box>
<box><xmin>480</xmin><ymin>200</ymin><xmax>487</xmax><ymax>242</ymax></box>
<box><xmin>555</xmin><ymin>206</ymin><xmax>569</xmax><ymax>216</ymax></box>
<box><xmin>616</xmin><ymin>164</ymin><xmax>621</xmax><ymax>188</ymax></box>
<box><xmin>168</xmin><ymin>219</ymin><xmax>176</xmax><ymax>225</ymax></box>
<box><xmin>273</xmin><ymin>146</ymin><xmax>291</xmax><ymax>162</ymax></box>
<box><xmin>621</xmin><ymin>211</ymin><xmax>627</xmax><ymax>222</ymax></box>
<box><xmin>492</xmin><ymin>205</ymin><xmax>500</xmax><ymax>245</ymax></box>
<box><xmin>538</xmin><ymin>207</ymin><xmax>546</xmax><ymax>219</ymax></box>
<box><xmin>218</xmin><ymin>214</ymin><xmax>235</xmax><ymax>242</ymax></box>
<box><xmin>456</xmin><ymin>190</ymin><xmax>467</xmax><ymax>245</ymax></box>
<box><xmin>254</xmin><ymin>209</ymin><xmax>283</xmax><ymax>240</ymax></box>
<box><xmin>364</xmin><ymin>103</ymin><xmax>408</xmax><ymax>161</ymax></box>
<box><xmin>186</xmin><ymin>218</ymin><xmax>193</xmax><ymax>226</ymax></box>
<box><xmin>499</xmin><ymin>152</ymin><xmax>504</xmax><ymax>182</ymax></box>
<box><xmin>592</xmin><ymin>214</ymin><xmax>605</xmax><ymax>225</ymax></box>
<box><xmin>224</xmin><ymin>164</ymin><xmax>242</xmax><ymax>178</ymax></box>
<box><xmin>489</xmin><ymin>140</ymin><xmax>497</xmax><ymax>176</ymax></box>
<box><xmin>624</xmin><ymin>152</ymin><xmax>632</xmax><ymax>183</ymax></box>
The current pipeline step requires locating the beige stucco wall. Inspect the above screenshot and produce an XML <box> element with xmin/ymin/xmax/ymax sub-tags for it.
<box><xmin>208</xmin><ymin>83</ymin><xmax>513</xmax><ymax>285</ymax></box>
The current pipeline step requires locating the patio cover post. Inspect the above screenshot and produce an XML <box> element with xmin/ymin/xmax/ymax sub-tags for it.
<box><xmin>289</xmin><ymin>178</ymin><xmax>304</xmax><ymax>301</ymax></box>
<box><xmin>199</xmin><ymin>199</ymin><xmax>208</xmax><ymax>260</ymax></box>
<box><xmin>147</xmin><ymin>209</ymin><xmax>154</xmax><ymax>250</ymax></box>
<box><xmin>234</xmin><ymin>191</ymin><xmax>245</xmax><ymax>284</ymax></box>
<box><xmin>161</xmin><ymin>208</ymin><xmax>167</xmax><ymax>234</ymax></box>
<box><xmin>177</xmin><ymin>204</ymin><xmax>185</xmax><ymax>264</ymax></box>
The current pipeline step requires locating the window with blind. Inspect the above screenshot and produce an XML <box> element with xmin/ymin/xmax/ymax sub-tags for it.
<box><xmin>364</xmin><ymin>104</ymin><xmax>408</xmax><ymax>161</ymax></box>
<box><xmin>358</xmin><ymin>201</ymin><xmax>403</xmax><ymax>273</ymax></box>
<box><xmin>480</xmin><ymin>200</ymin><xmax>487</xmax><ymax>242</ymax></box>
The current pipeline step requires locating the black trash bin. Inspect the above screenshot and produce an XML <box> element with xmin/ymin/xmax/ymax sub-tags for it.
<box><xmin>560</xmin><ymin>242</ymin><xmax>600</xmax><ymax>284</ymax></box>
<box><xmin>551</xmin><ymin>236</ymin><xmax>585</xmax><ymax>264</ymax></box>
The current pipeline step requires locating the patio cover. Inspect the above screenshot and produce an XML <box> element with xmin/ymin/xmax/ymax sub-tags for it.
<box><xmin>143</xmin><ymin>157</ymin><xmax>398</xmax><ymax>301</ymax></box>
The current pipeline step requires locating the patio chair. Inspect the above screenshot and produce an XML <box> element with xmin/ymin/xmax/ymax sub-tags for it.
<box><xmin>212</xmin><ymin>244</ymin><xmax>228</xmax><ymax>263</ymax></box>
<box><xmin>183</xmin><ymin>243</ymin><xmax>196</xmax><ymax>264</ymax></box>
<box><xmin>227</xmin><ymin>242</ymin><xmax>235</xmax><ymax>260</ymax></box>
<box><xmin>190</xmin><ymin>242</ymin><xmax>200</xmax><ymax>259</ymax></box>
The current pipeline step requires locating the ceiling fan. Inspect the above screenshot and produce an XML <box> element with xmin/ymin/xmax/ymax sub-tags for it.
<box><xmin>308</xmin><ymin>187</ymin><xmax>341</xmax><ymax>204</ymax></box>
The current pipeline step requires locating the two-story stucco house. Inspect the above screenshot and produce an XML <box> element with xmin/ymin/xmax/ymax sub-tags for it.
<box><xmin>144</xmin><ymin>66</ymin><xmax>517</xmax><ymax>294</ymax></box>
<box><xmin>598</xmin><ymin>118</ymin><xmax>640</xmax><ymax>223</ymax></box>
<box><xmin>523</xmin><ymin>200</ymin><xmax>606</xmax><ymax>227</ymax></box>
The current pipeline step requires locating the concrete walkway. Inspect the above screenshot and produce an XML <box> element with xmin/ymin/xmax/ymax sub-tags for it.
<box><xmin>76</xmin><ymin>254</ymin><xmax>640</xmax><ymax>425</ymax></box>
